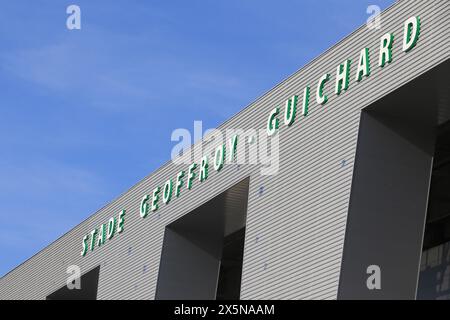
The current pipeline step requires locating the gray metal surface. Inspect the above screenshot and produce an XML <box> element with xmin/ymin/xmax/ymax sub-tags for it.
<box><xmin>1</xmin><ymin>0</ymin><xmax>449</xmax><ymax>300</ymax></box>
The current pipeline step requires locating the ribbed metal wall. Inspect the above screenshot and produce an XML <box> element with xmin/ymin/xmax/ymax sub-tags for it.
<box><xmin>1</xmin><ymin>0</ymin><xmax>448</xmax><ymax>300</ymax></box>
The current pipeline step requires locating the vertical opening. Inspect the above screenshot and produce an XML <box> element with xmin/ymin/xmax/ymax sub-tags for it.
<box><xmin>337</xmin><ymin>63</ymin><xmax>443</xmax><ymax>299</ymax></box>
<box><xmin>418</xmin><ymin>120</ymin><xmax>450</xmax><ymax>300</ymax></box>
<box><xmin>216</xmin><ymin>227</ymin><xmax>246</xmax><ymax>300</ymax></box>
<box><xmin>46</xmin><ymin>266</ymin><xmax>100</xmax><ymax>300</ymax></box>
<box><xmin>155</xmin><ymin>178</ymin><xmax>249</xmax><ymax>300</ymax></box>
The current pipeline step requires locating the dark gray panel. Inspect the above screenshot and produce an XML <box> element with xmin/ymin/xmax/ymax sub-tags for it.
<box><xmin>338</xmin><ymin>111</ymin><xmax>432</xmax><ymax>299</ymax></box>
<box><xmin>337</xmin><ymin>81</ymin><xmax>438</xmax><ymax>299</ymax></box>
<box><xmin>339</xmin><ymin>61</ymin><xmax>449</xmax><ymax>300</ymax></box>
<box><xmin>155</xmin><ymin>229</ymin><xmax>220</xmax><ymax>300</ymax></box>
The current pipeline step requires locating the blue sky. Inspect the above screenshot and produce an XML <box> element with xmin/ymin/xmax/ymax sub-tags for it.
<box><xmin>0</xmin><ymin>0</ymin><xmax>394</xmax><ymax>276</ymax></box>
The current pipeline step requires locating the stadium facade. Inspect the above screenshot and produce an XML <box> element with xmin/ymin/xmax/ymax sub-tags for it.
<box><xmin>1</xmin><ymin>0</ymin><xmax>449</xmax><ymax>300</ymax></box>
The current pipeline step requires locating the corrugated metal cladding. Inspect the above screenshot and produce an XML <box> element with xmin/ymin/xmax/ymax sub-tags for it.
<box><xmin>0</xmin><ymin>0</ymin><xmax>449</xmax><ymax>300</ymax></box>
